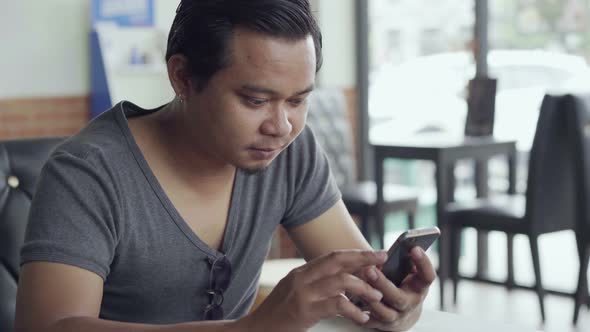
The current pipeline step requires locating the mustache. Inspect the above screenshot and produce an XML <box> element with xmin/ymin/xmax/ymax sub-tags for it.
<box><xmin>247</xmin><ymin>142</ymin><xmax>290</xmax><ymax>150</ymax></box>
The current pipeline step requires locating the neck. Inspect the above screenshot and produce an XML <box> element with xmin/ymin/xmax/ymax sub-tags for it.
<box><xmin>151</xmin><ymin>101</ymin><xmax>236</xmax><ymax>182</ymax></box>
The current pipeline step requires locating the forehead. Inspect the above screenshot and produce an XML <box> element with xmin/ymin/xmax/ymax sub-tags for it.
<box><xmin>219</xmin><ymin>28</ymin><xmax>317</xmax><ymax>94</ymax></box>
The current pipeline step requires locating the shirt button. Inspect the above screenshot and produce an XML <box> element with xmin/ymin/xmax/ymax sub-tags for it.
<box><xmin>7</xmin><ymin>175</ymin><xmax>19</xmax><ymax>189</ymax></box>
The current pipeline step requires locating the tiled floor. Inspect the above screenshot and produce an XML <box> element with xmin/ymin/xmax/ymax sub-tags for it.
<box><xmin>382</xmin><ymin>229</ymin><xmax>590</xmax><ymax>332</ymax></box>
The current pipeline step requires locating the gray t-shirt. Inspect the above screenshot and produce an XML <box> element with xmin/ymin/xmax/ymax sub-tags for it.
<box><xmin>20</xmin><ymin>101</ymin><xmax>341</xmax><ymax>324</ymax></box>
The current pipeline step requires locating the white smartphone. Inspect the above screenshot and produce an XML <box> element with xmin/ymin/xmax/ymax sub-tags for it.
<box><xmin>381</xmin><ymin>226</ymin><xmax>440</xmax><ymax>286</ymax></box>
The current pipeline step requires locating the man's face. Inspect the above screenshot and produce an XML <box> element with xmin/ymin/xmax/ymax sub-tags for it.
<box><xmin>186</xmin><ymin>28</ymin><xmax>317</xmax><ymax>173</ymax></box>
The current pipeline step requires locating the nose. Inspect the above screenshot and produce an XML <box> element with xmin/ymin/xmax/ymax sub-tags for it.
<box><xmin>260</xmin><ymin>105</ymin><xmax>292</xmax><ymax>137</ymax></box>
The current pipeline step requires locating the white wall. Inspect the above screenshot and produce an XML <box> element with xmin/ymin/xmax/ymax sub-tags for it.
<box><xmin>0</xmin><ymin>0</ymin><xmax>91</xmax><ymax>99</ymax></box>
<box><xmin>0</xmin><ymin>0</ymin><xmax>355</xmax><ymax>99</ymax></box>
<box><xmin>154</xmin><ymin>0</ymin><xmax>180</xmax><ymax>32</ymax></box>
<box><xmin>0</xmin><ymin>0</ymin><xmax>177</xmax><ymax>100</ymax></box>
<box><xmin>315</xmin><ymin>0</ymin><xmax>357</xmax><ymax>88</ymax></box>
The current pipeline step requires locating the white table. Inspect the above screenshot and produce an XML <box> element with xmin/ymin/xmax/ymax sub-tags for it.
<box><xmin>311</xmin><ymin>310</ymin><xmax>542</xmax><ymax>332</ymax></box>
<box><xmin>260</xmin><ymin>260</ymin><xmax>542</xmax><ymax>332</ymax></box>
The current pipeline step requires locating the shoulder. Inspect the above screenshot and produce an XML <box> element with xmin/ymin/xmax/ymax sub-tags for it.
<box><xmin>52</xmin><ymin>104</ymin><xmax>131</xmax><ymax>167</ymax></box>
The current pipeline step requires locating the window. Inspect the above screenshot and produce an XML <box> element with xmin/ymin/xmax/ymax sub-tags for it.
<box><xmin>368</xmin><ymin>0</ymin><xmax>475</xmax><ymax>137</ymax></box>
<box><xmin>366</xmin><ymin>0</ymin><xmax>476</xmax><ymax>209</ymax></box>
<box><xmin>363</xmin><ymin>0</ymin><xmax>590</xmax><ymax>209</ymax></box>
<box><xmin>489</xmin><ymin>0</ymin><xmax>590</xmax><ymax>150</ymax></box>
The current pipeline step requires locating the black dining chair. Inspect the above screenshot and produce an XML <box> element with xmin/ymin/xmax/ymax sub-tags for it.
<box><xmin>444</xmin><ymin>94</ymin><xmax>578</xmax><ymax>322</ymax></box>
<box><xmin>0</xmin><ymin>137</ymin><xmax>63</xmax><ymax>331</ymax></box>
<box><xmin>307</xmin><ymin>89</ymin><xmax>418</xmax><ymax>249</ymax></box>
<box><xmin>564</xmin><ymin>94</ymin><xmax>590</xmax><ymax>325</ymax></box>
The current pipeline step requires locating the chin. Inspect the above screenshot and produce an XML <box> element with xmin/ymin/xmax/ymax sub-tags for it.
<box><xmin>239</xmin><ymin>166</ymin><xmax>269</xmax><ymax>175</ymax></box>
<box><xmin>235</xmin><ymin>158</ymin><xmax>276</xmax><ymax>175</ymax></box>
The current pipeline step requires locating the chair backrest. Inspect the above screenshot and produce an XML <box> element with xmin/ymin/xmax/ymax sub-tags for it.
<box><xmin>564</xmin><ymin>94</ymin><xmax>590</xmax><ymax>236</ymax></box>
<box><xmin>306</xmin><ymin>89</ymin><xmax>356</xmax><ymax>187</ymax></box>
<box><xmin>524</xmin><ymin>95</ymin><xmax>577</xmax><ymax>235</ymax></box>
<box><xmin>0</xmin><ymin>137</ymin><xmax>62</xmax><ymax>331</ymax></box>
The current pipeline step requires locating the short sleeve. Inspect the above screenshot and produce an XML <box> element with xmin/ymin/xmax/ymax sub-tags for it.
<box><xmin>20</xmin><ymin>151</ymin><xmax>121</xmax><ymax>280</ymax></box>
<box><xmin>281</xmin><ymin>126</ymin><xmax>342</xmax><ymax>228</ymax></box>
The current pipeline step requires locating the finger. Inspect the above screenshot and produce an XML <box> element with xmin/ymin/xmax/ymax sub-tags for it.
<box><xmin>357</xmin><ymin>265</ymin><xmax>374</xmax><ymax>282</ymax></box>
<box><xmin>360</xmin><ymin>316</ymin><xmax>392</xmax><ymax>330</ymax></box>
<box><xmin>302</xmin><ymin>250</ymin><xmax>388</xmax><ymax>283</ymax></box>
<box><xmin>312</xmin><ymin>294</ymin><xmax>371</xmax><ymax>325</ymax></box>
<box><xmin>310</xmin><ymin>273</ymin><xmax>383</xmax><ymax>303</ymax></box>
<box><xmin>362</xmin><ymin>299</ymin><xmax>401</xmax><ymax>323</ymax></box>
<box><xmin>367</xmin><ymin>267</ymin><xmax>414</xmax><ymax>312</ymax></box>
<box><xmin>408</xmin><ymin>247</ymin><xmax>437</xmax><ymax>290</ymax></box>
<box><xmin>363</xmin><ymin>303</ymin><xmax>424</xmax><ymax>331</ymax></box>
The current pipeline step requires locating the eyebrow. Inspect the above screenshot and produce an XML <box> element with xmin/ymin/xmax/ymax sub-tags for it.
<box><xmin>240</xmin><ymin>84</ymin><xmax>315</xmax><ymax>97</ymax></box>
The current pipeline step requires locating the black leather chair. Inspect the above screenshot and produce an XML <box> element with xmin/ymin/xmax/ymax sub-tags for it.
<box><xmin>0</xmin><ymin>137</ymin><xmax>62</xmax><ymax>331</ymax></box>
<box><xmin>307</xmin><ymin>89</ymin><xmax>418</xmax><ymax>249</ymax></box>
<box><xmin>565</xmin><ymin>94</ymin><xmax>590</xmax><ymax>324</ymax></box>
<box><xmin>445</xmin><ymin>95</ymin><xmax>578</xmax><ymax>322</ymax></box>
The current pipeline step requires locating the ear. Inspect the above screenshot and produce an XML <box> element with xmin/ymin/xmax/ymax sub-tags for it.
<box><xmin>167</xmin><ymin>54</ymin><xmax>193</xmax><ymax>99</ymax></box>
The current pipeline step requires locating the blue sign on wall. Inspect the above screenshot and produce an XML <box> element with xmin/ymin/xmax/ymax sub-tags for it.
<box><xmin>92</xmin><ymin>0</ymin><xmax>154</xmax><ymax>27</ymax></box>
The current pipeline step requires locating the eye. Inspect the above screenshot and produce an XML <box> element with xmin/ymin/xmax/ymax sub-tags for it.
<box><xmin>243</xmin><ymin>96</ymin><xmax>268</xmax><ymax>107</ymax></box>
<box><xmin>288</xmin><ymin>98</ymin><xmax>306</xmax><ymax>107</ymax></box>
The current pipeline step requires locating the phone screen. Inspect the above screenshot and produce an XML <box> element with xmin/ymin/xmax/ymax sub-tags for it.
<box><xmin>381</xmin><ymin>227</ymin><xmax>440</xmax><ymax>286</ymax></box>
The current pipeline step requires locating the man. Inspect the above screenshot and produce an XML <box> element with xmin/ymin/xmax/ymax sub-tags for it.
<box><xmin>15</xmin><ymin>1</ymin><xmax>435</xmax><ymax>331</ymax></box>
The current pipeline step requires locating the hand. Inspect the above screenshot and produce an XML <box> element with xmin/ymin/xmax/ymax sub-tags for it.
<box><xmin>359</xmin><ymin>247</ymin><xmax>436</xmax><ymax>331</ymax></box>
<box><xmin>242</xmin><ymin>250</ymin><xmax>388</xmax><ymax>332</ymax></box>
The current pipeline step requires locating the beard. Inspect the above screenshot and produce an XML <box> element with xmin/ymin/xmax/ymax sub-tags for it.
<box><xmin>238</xmin><ymin>165</ymin><xmax>269</xmax><ymax>175</ymax></box>
<box><xmin>235</xmin><ymin>146</ymin><xmax>287</xmax><ymax>175</ymax></box>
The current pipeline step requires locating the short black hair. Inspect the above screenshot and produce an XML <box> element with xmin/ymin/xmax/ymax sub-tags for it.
<box><xmin>166</xmin><ymin>0</ymin><xmax>323</xmax><ymax>91</ymax></box>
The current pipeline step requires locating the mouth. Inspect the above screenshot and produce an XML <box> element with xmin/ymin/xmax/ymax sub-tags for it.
<box><xmin>247</xmin><ymin>146</ymin><xmax>284</xmax><ymax>160</ymax></box>
<box><xmin>252</xmin><ymin>147</ymin><xmax>281</xmax><ymax>152</ymax></box>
